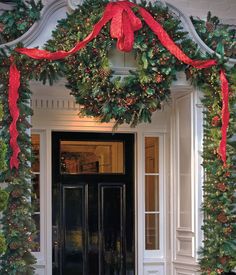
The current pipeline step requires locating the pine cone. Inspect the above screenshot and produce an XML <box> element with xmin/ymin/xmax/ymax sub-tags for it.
<box><xmin>217</xmin><ymin>212</ymin><xmax>228</xmax><ymax>223</ymax></box>
<box><xmin>9</xmin><ymin>241</ymin><xmax>19</xmax><ymax>250</ymax></box>
<box><xmin>211</xmin><ymin>115</ymin><xmax>220</xmax><ymax>127</ymax></box>
<box><xmin>11</xmin><ymin>189</ymin><xmax>22</xmax><ymax>198</ymax></box>
<box><xmin>217</xmin><ymin>182</ymin><xmax>227</xmax><ymax>192</ymax></box>
<box><xmin>206</xmin><ymin>21</ymin><xmax>215</xmax><ymax>32</ymax></box>
<box><xmin>155</xmin><ymin>15</ymin><xmax>165</xmax><ymax>24</ymax></box>
<box><xmin>125</xmin><ymin>97</ymin><xmax>136</xmax><ymax>106</ymax></box>
<box><xmin>98</xmin><ymin>68</ymin><xmax>111</xmax><ymax>78</ymax></box>
<box><xmin>219</xmin><ymin>256</ymin><xmax>228</xmax><ymax>265</ymax></box>
<box><xmin>156</xmin><ymin>74</ymin><xmax>163</xmax><ymax>83</ymax></box>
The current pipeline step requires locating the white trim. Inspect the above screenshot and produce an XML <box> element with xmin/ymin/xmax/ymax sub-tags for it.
<box><xmin>31</xmin><ymin>130</ymin><xmax>47</xmax><ymax>268</ymax></box>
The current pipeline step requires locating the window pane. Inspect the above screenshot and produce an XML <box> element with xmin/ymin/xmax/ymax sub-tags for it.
<box><xmin>64</xmin><ymin>187</ymin><xmax>84</xmax><ymax>273</ymax></box>
<box><xmin>32</xmin><ymin>174</ymin><xmax>40</xmax><ymax>213</ymax></box>
<box><xmin>31</xmin><ymin>134</ymin><xmax>41</xmax><ymax>252</ymax></box>
<box><xmin>32</xmin><ymin>134</ymin><xmax>40</xmax><ymax>173</ymax></box>
<box><xmin>145</xmin><ymin>213</ymin><xmax>159</xmax><ymax>250</ymax></box>
<box><xmin>60</xmin><ymin>141</ymin><xmax>124</xmax><ymax>174</ymax></box>
<box><xmin>145</xmin><ymin>137</ymin><xmax>159</xmax><ymax>174</ymax></box>
<box><xmin>145</xmin><ymin>176</ymin><xmax>159</xmax><ymax>212</ymax></box>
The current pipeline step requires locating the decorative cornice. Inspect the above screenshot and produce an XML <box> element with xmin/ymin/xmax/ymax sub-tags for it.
<box><xmin>167</xmin><ymin>2</ymin><xmax>236</xmax><ymax>65</ymax></box>
<box><xmin>0</xmin><ymin>0</ymin><xmax>236</xmax><ymax>66</ymax></box>
<box><xmin>0</xmin><ymin>0</ymin><xmax>67</xmax><ymax>49</ymax></box>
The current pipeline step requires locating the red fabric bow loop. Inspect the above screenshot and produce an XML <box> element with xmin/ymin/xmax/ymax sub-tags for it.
<box><xmin>110</xmin><ymin>1</ymin><xmax>142</xmax><ymax>52</ymax></box>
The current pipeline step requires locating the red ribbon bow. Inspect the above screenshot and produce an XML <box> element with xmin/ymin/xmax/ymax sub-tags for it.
<box><xmin>8</xmin><ymin>0</ymin><xmax>229</xmax><ymax>169</ymax></box>
<box><xmin>110</xmin><ymin>1</ymin><xmax>142</xmax><ymax>51</ymax></box>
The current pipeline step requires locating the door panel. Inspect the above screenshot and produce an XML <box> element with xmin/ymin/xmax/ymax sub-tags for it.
<box><xmin>99</xmin><ymin>184</ymin><xmax>125</xmax><ymax>275</ymax></box>
<box><xmin>62</xmin><ymin>185</ymin><xmax>87</xmax><ymax>275</ymax></box>
<box><xmin>52</xmin><ymin>132</ymin><xmax>134</xmax><ymax>275</ymax></box>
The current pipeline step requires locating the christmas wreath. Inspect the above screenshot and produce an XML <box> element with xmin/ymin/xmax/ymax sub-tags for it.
<box><xmin>46</xmin><ymin>0</ymin><xmax>195</xmax><ymax>126</ymax></box>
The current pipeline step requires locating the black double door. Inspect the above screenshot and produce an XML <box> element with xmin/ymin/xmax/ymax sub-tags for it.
<box><xmin>52</xmin><ymin>132</ymin><xmax>135</xmax><ymax>275</ymax></box>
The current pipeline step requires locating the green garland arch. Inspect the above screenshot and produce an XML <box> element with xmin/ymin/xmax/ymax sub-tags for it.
<box><xmin>46</xmin><ymin>0</ymin><xmax>197</xmax><ymax>127</ymax></box>
<box><xmin>0</xmin><ymin>0</ymin><xmax>235</xmax><ymax>274</ymax></box>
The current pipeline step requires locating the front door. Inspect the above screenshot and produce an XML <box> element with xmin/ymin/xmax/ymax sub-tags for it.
<box><xmin>52</xmin><ymin>132</ymin><xmax>135</xmax><ymax>275</ymax></box>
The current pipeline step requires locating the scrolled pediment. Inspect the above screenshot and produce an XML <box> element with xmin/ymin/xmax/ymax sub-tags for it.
<box><xmin>0</xmin><ymin>0</ymin><xmax>235</xmax><ymax>65</ymax></box>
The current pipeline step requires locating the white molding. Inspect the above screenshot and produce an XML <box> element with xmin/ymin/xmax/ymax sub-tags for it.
<box><xmin>0</xmin><ymin>0</ymin><xmax>67</xmax><ymax>49</ymax></box>
<box><xmin>0</xmin><ymin>0</ymin><xmax>235</xmax><ymax>66</ymax></box>
<box><xmin>166</xmin><ymin>2</ymin><xmax>236</xmax><ymax>66</ymax></box>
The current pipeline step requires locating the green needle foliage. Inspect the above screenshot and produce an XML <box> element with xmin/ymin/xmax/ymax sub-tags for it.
<box><xmin>0</xmin><ymin>0</ymin><xmax>235</xmax><ymax>274</ymax></box>
<box><xmin>0</xmin><ymin>0</ymin><xmax>43</xmax><ymax>44</ymax></box>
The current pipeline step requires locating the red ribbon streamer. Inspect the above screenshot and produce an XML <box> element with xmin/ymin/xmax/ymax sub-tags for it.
<box><xmin>219</xmin><ymin>69</ymin><xmax>230</xmax><ymax>166</ymax></box>
<box><xmin>8</xmin><ymin>0</ymin><xmax>229</xmax><ymax>168</ymax></box>
<box><xmin>9</xmin><ymin>56</ymin><xmax>20</xmax><ymax>169</ymax></box>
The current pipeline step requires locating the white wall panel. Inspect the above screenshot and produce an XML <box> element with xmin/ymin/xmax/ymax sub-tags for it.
<box><xmin>144</xmin><ymin>264</ymin><xmax>164</xmax><ymax>275</ymax></box>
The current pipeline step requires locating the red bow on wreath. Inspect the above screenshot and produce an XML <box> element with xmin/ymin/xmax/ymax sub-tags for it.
<box><xmin>9</xmin><ymin>0</ymin><xmax>229</xmax><ymax>169</ymax></box>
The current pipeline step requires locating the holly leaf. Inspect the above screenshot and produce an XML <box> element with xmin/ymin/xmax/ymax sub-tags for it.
<box><xmin>17</xmin><ymin>22</ymin><xmax>28</xmax><ymax>31</ymax></box>
<box><xmin>141</xmin><ymin>53</ymin><xmax>148</xmax><ymax>69</ymax></box>
<box><xmin>216</xmin><ymin>42</ymin><xmax>225</xmax><ymax>56</ymax></box>
<box><xmin>146</xmin><ymin>88</ymin><xmax>155</xmax><ymax>95</ymax></box>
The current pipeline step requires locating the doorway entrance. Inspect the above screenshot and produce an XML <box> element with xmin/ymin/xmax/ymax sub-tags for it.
<box><xmin>52</xmin><ymin>132</ymin><xmax>135</xmax><ymax>275</ymax></box>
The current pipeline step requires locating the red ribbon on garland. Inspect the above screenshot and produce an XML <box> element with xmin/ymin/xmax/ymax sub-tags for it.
<box><xmin>219</xmin><ymin>69</ymin><xmax>230</xmax><ymax>166</ymax></box>
<box><xmin>8</xmin><ymin>0</ymin><xmax>229</xmax><ymax>168</ymax></box>
<box><xmin>8</xmin><ymin>57</ymin><xmax>20</xmax><ymax>169</ymax></box>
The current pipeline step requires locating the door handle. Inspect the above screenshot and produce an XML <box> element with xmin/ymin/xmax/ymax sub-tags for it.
<box><xmin>53</xmin><ymin>240</ymin><xmax>59</xmax><ymax>268</ymax></box>
<box><xmin>52</xmin><ymin>226</ymin><xmax>59</xmax><ymax>268</ymax></box>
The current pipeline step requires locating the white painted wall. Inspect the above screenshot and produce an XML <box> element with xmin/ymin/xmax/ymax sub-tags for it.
<box><xmin>166</xmin><ymin>0</ymin><xmax>236</xmax><ymax>22</ymax></box>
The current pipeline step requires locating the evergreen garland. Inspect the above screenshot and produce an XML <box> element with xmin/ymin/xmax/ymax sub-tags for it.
<box><xmin>0</xmin><ymin>101</ymin><xmax>8</xmax><ymax>257</ymax></box>
<box><xmin>0</xmin><ymin>50</ymin><xmax>37</xmax><ymax>274</ymax></box>
<box><xmin>187</xmin><ymin>65</ymin><xmax>236</xmax><ymax>274</ymax></box>
<box><xmin>0</xmin><ymin>0</ymin><xmax>235</xmax><ymax>274</ymax></box>
<box><xmin>191</xmin><ymin>12</ymin><xmax>236</xmax><ymax>58</ymax></box>
<box><xmin>0</xmin><ymin>0</ymin><xmax>43</xmax><ymax>44</ymax></box>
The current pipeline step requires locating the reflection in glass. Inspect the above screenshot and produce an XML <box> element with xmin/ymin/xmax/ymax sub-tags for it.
<box><xmin>102</xmin><ymin>186</ymin><xmax>123</xmax><ymax>275</ymax></box>
<box><xmin>31</xmin><ymin>134</ymin><xmax>40</xmax><ymax>252</ymax></box>
<box><xmin>145</xmin><ymin>137</ymin><xmax>159</xmax><ymax>174</ymax></box>
<box><xmin>60</xmin><ymin>141</ymin><xmax>124</xmax><ymax>174</ymax></box>
<box><xmin>32</xmin><ymin>134</ymin><xmax>40</xmax><ymax>173</ymax></box>
<box><xmin>145</xmin><ymin>213</ymin><xmax>159</xmax><ymax>250</ymax></box>
<box><xmin>145</xmin><ymin>176</ymin><xmax>159</xmax><ymax>212</ymax></box>
<box><xmin>64</xmin><ymin>187</ymin><xmax>84</xmax><ymax>275</ymax></box>
<box><xmin>32</xmin><ymin>174</ymin><xmax>40</xmax><ymax>213</ymax></box>
<box><xmin>145</xmin><ymin>136</ymin><xmax>160</xmax><ymax>251</ymax></box>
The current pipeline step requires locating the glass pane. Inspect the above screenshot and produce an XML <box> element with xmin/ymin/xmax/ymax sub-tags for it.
<box><xmin>60</xmin><ymin>141</ymin><xmax>124</xmax><ymax>174</ymax></box>
<box><xmin>31</xmin><ymin>133</ymin><xmax>40</xmax><ymax>253</ymax></box>
<box><xmin>102</xmin><ymin>186</ymin><xmax>123</xmax><ymax>274</ymax></box>
<box><xmin>145</xmin><ymin>213</ymin><xmax>159</xmax><ymax>250</ymax></box>
<box><xmin>31</xmin><ymin>134</ymin><xmax>40</xmax><ymax>173</ymax></box>
<box><xmin>32</xmin><ymin>174</ymin><xmax>40</xmax><ymax>213</ymax></box>
<box><xmin>64</xmin><ymin>187</ymin><xmax>84</xmax><ymax>275</ymax></box>
<box><xmin>33</xmin><ymin>214</ymin><xmax>40</xmax><ymax>252</ymax></box>
<box><xmin>145</xmin><ymin>176</ymin><xmax>159</xmax><ymax>212</ymax></box>
<box><xmin>145</xmin><ymin>137</ymin><xmax>159</xmax><ymax>174</ymax></box>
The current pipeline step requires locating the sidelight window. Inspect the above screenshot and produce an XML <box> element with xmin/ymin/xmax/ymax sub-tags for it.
<box><xmin>31</xmin><ymin>133</ymin><xmax>41</xmax><ymax>252</ymax></box>
<box><xmin>144</xmin><ymin>136</ymin><xmax>163</xmax><ymax>255</ymax></box>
